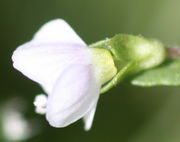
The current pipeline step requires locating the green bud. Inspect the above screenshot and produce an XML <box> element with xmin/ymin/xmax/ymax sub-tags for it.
<box><xmin>109</xmin><ymin>34</ymin><xmax>166</xmax><ymax>72</ymax></box>
<box><xmin>90</xmin><ymin>34</ymin><xmax>166</xmax><ymax>94</ymax></box>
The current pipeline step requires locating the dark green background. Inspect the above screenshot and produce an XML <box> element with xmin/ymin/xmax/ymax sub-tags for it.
<box><xmin>1</xmin><ymin>0</ymin><xmax>180</xmax><ymax>142</ymax></box>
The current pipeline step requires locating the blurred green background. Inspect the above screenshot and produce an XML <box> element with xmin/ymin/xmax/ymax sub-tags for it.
<box><xmin>1</xmin><ymin>0</ymin><xmax>180</xmax><ymax>142</ymax></box>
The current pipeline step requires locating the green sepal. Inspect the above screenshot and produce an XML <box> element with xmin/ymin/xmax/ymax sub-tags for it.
<box><xmin>131</xmin><ymin>59</ymin><xmax>180</xmax><ymax>86</ymax></box>
<box><xmin>100</xmin><ymin>62</ymin><xmax>134</xmax><ymax>94</ymax></box>
<box><xmin>90</xmin><ymin>34</ymin><xmax>166</xmax><ymax>93</ymax></box>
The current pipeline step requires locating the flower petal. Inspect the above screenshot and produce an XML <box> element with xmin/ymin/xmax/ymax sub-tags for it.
<box><xmin>12</xmin><ymin>44</ymin><xmax>90</xmax><ymax>93</ymax></box>
<box><xmin>83</xmin><ymin>104</ymin><xmax>97</xmax><ymax>131</ymax></box>
<box><xmin>46</xmin><ymin>64</ymin><xmax>100</xmax><ymax>128</ymax></box>
<box><xmin>33</xmin><ymin>19</ymin><xmax>86</xmax><ymax>45</ymax></box>
<box><xmin>12</xmin><ymin>19</ymin><xmax>88</xmax><ymax>93</ymax></box>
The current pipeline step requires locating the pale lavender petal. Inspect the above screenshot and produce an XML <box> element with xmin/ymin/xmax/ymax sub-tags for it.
<box><xmin>46</xmin><ymin>64</ymin><xmax>100</xmax><ymax>128</ymax></box>
<box><xmin>12</xmin><ymin>19</ymin><xmax>88</xmax><ymax>93</ymax></box>
<box><xmin>33</xmin><ymin>19</ymin><xmax>86</xmax><ymax>46</ymax></box>
<box><xmin>12</xmin><ymin>44</ymin><xmax>90</xmax><ymax>93</ymax></box>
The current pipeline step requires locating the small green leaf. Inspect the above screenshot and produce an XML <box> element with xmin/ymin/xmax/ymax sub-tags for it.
<box><xmin>131</xmin><ymin>59</ymin><xmax>180</xmax><ymax>86</ymax></box>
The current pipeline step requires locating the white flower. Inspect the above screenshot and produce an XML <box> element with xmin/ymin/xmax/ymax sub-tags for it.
<box><xmin>12</xmin><ymin>19</ymin><xmax>117</xmax><ymax>130</ymax></box>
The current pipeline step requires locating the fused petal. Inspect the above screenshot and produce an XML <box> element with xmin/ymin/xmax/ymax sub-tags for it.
<box><xmin>33</xmin><ymin>19</ymin><xmax>86</xmax><ymax>45</ymax></box>
<box><xmin>12</xmin><ymin>19</ymin><xmax>89</xmax><ymax>93</ymax></box>
<box><xmin>46</xmin><ymin>64</ymin><xmax>100</xmax><ymax>128</ymax></box>
<box><xmin>12</xmin><ymin>44</ymin><xmax>90</xmax><ymax>93</ymax></box>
